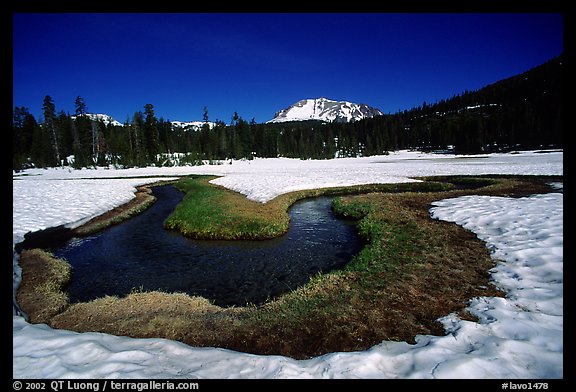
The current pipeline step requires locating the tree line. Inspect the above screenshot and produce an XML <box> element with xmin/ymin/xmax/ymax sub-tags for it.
<box><xmin>13</xmin><ymin>55</ymin><xmax>562</xmax><ymax>171</ymax></box>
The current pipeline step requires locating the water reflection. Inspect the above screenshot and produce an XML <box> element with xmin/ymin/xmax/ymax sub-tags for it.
<box><xmin>55</xmin><ymin>185</ymin><xmax>361</xmax><ymax>306</ymax></box>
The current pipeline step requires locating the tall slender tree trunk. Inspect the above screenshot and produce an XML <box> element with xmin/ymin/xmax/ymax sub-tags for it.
<box><xmin>91</xmin><ymin>121</ymin><xmax>99</xmax><ymax>165</ymax></box>
<box><xmin>49</xmin><ymin>121</ymin><xmax>60</xmax><ymax>166</ymax></box>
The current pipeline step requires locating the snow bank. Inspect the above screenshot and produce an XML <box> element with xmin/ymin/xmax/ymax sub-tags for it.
<box><xmin>209</xmin><ymin>150</ymin><xmax>563</xmax><ymax>202</ymax></box>
<box><xmin>13</xmin><ymin>178</ymin><xmax>178</xmax><ymax>244</ymax></box>
<box><xmin>12</xmin><ymin>150</ymin><xmax>563</xmax><ymax>378</ymax></box>
<box><xmin>14</xmin><ymin>150</ymin><xmax>563</xmax><ymax>203</ymax></box>
<box><xmin>428</xmin><ymin>192</ymin><xmax>563</xmax><ymax>378</ymax></box>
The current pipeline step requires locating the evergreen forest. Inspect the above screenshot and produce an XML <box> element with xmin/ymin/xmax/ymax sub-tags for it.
<box><xmin>12</xmin><ymin>55</ymin><xmax>563</xmax><ymax>171</ymax></box>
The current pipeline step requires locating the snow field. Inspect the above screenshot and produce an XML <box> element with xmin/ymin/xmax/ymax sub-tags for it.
<box><xmin>429</xmin><ymin>192</ymin><xmax>563</xmax><ymax>378</ymax></box>
<box><xmin>12</xmin><ymin>178</ymin><xmax>178</xmax><ymax>244</ymax></box>
<box><xmin>208</xmin><ymin>150</ymin><xmax>563</xmax><ymax>202</ymax></box>
<box><xmin>12</xmin><ymin>150</ymin><xmax>563</xmax><ymax>378</ymax></box>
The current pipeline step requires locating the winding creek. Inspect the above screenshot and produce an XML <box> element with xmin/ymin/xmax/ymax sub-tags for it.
<box><xmin>50</xmin><ymin>185</ymin><xmax>361</xmax><ymax>307</ymax></box>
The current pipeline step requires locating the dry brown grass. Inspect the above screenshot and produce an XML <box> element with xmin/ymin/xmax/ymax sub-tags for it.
<box><xmin>50</xmin><ymin>291</ymin><xmax>246</xmax><ymax>345</ymax></box>
<box><xmin>229</xmin><ymin>189</ymin><xmax>507</xmax><ymax>357</ymax></box>
<box><xmin>16</xmin><ymin>249</ymin><xmax>71</xmax><ymax>324</ymax></box>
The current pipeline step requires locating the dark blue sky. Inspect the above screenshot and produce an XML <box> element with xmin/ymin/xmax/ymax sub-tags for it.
<box><xmin>13</xmin><ymin>13</ymin><xmax>563</xmax><ymax>124</ymax></box>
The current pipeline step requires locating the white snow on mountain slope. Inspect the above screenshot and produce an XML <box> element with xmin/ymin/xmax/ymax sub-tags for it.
<box><xmin>170</xmin><ymin>121</ymin><xmax>216</xmax><ymax>131</ymax></box>
<box><xmin>12</xmin><ymin>150</ymin><xmax>563</xmax><ymax>378</ymax></box>
<box><xmin>70</xmin><ymin>113</ymin><xmax>125</xmax><ymax>127</ymax></box>
<box><xmin>70</xmin><ymin>114</ymin><xmax>215</xmax><ymax>130</ymax></box>
<box><xmin>267</xmin><ymin>97</ymin><xmax>384</xmax><ymax>123</ymax></box>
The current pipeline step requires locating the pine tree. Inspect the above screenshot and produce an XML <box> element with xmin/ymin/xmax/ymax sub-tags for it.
<box><xmin>30</xmin><ymin>117</ymin><xmax>52</xmax><ymax>167</ymax></box>
<box><xmin>13</xmin><ymin>107</ymin><xmax>38</xmax><ymax>170</ymax></box>
<box><xmin>131</xmin><ymin>111</ymin><xmax>147</xmax><ymax>166</ymax></box>
<box><xmin>57</xmin><ymin>111</ymin><xmax>73</xmax><ymax>164</ymax></box>
<box><xmin>91</xmin><ymin>120</ymin><xmax>100</xmax><ymax>165</ymax></box>
<box><xmin>74</xmin><ymin>96</ymin><xmax>87</xmax><ymax>116</ymax></box>
<box><xmin>71</xmin><ymin>96</ymin><xmax>93</xmax><ymax>167</ymax></box>
<box><xmin>42</xmin><ymin>95</ymin><xmax>61</xmax><ymax>166</ymax></box>
<box><xmin>144</xmin><ymin>104</ymin><xmax>160</xmax><ymax>163</ymax></box>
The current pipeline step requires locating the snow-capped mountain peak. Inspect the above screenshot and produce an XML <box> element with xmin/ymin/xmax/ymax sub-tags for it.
<box><xmin>267</xmin><ymin>97</ymin><xmax>383</xmax><ymax>123</ymax></box>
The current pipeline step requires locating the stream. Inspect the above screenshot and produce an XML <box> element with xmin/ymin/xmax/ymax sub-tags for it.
<box><xmin>52</xmin><ymin>185</ymin><xmax>361</xmax><ymax>306</ymax></box>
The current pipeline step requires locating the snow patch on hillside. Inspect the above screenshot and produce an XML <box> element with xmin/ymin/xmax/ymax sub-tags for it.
<box><xmin>170</xmin><ymin>121</ymin><xmax>216</xmax><ymax>131</ymax></box>
<box><xmin>70</xmin><ymin>113</ymin><xmax>124</xmax><ymax>127</ymax></box>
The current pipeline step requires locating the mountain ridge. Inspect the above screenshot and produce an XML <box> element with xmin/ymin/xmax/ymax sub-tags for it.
<box><xmin>267</xmin><ymin>97</ymin><xmax>383</xmax><ymax>123</ymax></box>
<box><xmin>71</xmin><ymin>113</ymin><xmax>216</xmax><ymax>131</ymax></box>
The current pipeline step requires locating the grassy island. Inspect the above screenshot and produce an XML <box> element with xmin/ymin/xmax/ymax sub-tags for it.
<box><xmin>163</xmin><ymin>175</ymin><xmax>454</xmax><ymax>240</ymax></box>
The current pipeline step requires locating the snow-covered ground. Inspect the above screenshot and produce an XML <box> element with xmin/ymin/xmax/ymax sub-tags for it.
<box><xmin>12</xmin><ymin>150</ymin><xmax>563</xmax><ymax>378</ymax></box>
<box><xmin>14</xmin><ymin>149</ymin><xmax>563</xmax><ymax>203</ymax></box>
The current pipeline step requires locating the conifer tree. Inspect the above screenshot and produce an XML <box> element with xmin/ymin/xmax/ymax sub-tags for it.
<box><xmin>71</xmin><ymin>96</ymin><xmax>93</xmax><ymax>167</ymax></box>
<box><xmin>13</xmin><ymin>107</ymin><xmax>38</xmax><ymax>170</ymax></box>
<box><xmin>144</xmin><ymin>104</ymin><xmax>160</xmax><ymax>163</ymax></box>
<box><xmin>57</xmin><ymin>111</ymin><xmax>73</xmax><ymax>163</ymax></box>
<box><xmin>42</xmin><ymin>95</ymin><xmax>61</xmax><ymax>166</ymax></box>
<box><xmin>74</xmin><ymin>96</ymin><xmax>87</xmax><ymax>116</ymax></box>
<box><xmin>131</xmin><ymin>111</ymin><xmax>147</xmax><ymax>166</ymax></box>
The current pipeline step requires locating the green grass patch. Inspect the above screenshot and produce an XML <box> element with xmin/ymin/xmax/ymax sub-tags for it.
<box><xmin>164</xmin><ymin>176</ymin><xmax>290</xmax><ymax>239</ymax></box>
<box><xmin>164</xmin><ymin>176</ymin><xmax>453</xmax><ymax>240</ymax></box>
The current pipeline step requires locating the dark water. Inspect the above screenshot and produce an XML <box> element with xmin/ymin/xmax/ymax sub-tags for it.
<box><xmin>54</xmin><ymin>185</ymin><xmax>361</xmax><ymax>306</ymax></box>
